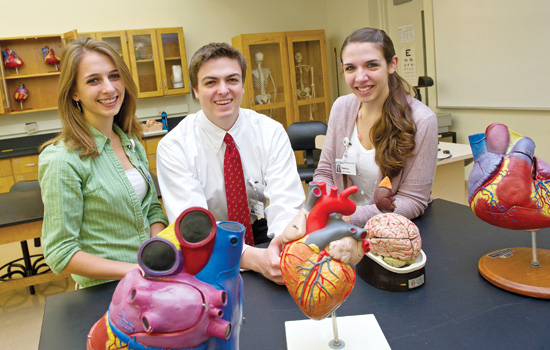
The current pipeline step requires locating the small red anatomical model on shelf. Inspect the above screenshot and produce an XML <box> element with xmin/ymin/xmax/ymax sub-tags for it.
<box><xmin>3</xmin><ymin>48</ymin><xmax>24</xmax><ymax>73</ymax></box>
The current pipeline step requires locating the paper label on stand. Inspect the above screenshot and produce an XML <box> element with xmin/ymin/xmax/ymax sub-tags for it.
<box><xmin>408</xmin><ymin>274</ymin><xmax>425</xmax><ymax>289</ymax></box>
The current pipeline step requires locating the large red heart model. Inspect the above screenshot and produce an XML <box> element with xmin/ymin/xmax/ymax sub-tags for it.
<box><xmin>281</xmin><ymin>182</ymin><xmax>368</xmax><ymax>320</ymax></box>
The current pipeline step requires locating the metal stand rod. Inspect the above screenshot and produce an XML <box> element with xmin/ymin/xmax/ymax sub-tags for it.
<box><xmin>328</xmin><ymin>311</ymin><xmax>345</xmax><ymax>349</ymax></box>
<box><xmin>530</xmin><ymin>229</ymin><xmax>541</xmax><ymax>268</ymax></box>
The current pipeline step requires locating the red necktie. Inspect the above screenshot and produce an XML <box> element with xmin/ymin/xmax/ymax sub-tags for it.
<box><xmin>224</xmin><ymin>133</ymin><xmax>254</xmax><ymax>245</ymax></box>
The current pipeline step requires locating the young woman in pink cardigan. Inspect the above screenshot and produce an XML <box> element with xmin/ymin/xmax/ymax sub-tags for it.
<box><xmin>314</xmin><ymin>27</ymin><xmax>438</xmax><ymax>227</ymax></box>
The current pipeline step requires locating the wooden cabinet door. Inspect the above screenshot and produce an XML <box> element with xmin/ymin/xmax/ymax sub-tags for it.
<box><xmin>0</xmin><ymin>176</ymin><xmax>14</xmax><ymax>193</ymax></box>
<box><xmin>62</xmin><ymin>30</ymin><xmax>78</xmax><ymax>48</ymax></box>
<box><xmin>156</xmin><ymin>28</ymin><xmax>190</xmax><ymax>96</ymax></box>
<box><xmin>12</xmin><ymin>155</ymin><xmax>39</xmax><ymax>176</ymax></box>
<box><xmin>0</xmin><ymin>62</ymin><xmax>6</xmax><ymax>114</ymax></box>
<box><xmin>96</xmin><ymin>31</ymin><xmax>131</xmax><ymax>69</ymax></box>
<box><xmin>286</xmin><ymin>30</ymin><xmax>331</xmax><ymax>124</ymax></box>
<box><xmin>127</xmin><ymin>29</ymin><xmax>163</xmax><ymax>98</ymax></box>
<box><xmin>232</xmin><ymin>32</ymin><xmax>294</xmax><ymax>128</ymax></box>
<box><xmin>0</xmin><ymin>159</ymin><xmax>12</xmax><ymax>177</ymax></box>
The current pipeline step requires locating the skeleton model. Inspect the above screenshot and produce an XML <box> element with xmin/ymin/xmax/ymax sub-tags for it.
<box><xmin>251</xmin><ymin>52</ymin><xmax>277</xmax><ymax>106</ymax></box>
<box><xmin>294</xmin><ymin>51</ymin><xmax>317</xmax><ymax>120</ymax></box>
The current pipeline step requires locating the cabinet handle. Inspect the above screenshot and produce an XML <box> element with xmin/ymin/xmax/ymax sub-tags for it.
<box><xmin>26</xmin><ymin>163</ymin><xmax>36</xmax><ymax>167</ymax></box>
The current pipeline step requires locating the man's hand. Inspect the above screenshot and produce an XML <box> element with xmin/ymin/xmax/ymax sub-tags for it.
<box><xmin>240</xmin><ymin>235</ymin><xmax>285</xmax><ymax>285</ymax></box>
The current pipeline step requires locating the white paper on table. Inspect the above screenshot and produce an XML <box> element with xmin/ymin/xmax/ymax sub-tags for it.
<box><xmin>285</xmin><ymin>314</ymin><xmax>391</xmax><ymax>350</ymax></box>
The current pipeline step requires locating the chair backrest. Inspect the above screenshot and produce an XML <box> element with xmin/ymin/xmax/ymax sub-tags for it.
<box><xmin>286</xmin><ymin>121</ymin><xmax>328</xmax><ymax>152</ymax></box>
<box><xmin>9</xmin><ymin>180</ymin><xmax>40</xmax><ymax>193</ymax></box>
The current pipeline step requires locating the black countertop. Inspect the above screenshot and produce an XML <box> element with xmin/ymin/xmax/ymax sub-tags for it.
<box><xmin>39</xmin><ymin>199</ymin><xmax>550</xmax><ymax>350</ymax></box>
<box><xmin>0</xmin><ymin>133</ymin><xmax>58</xmax><ymax>159</ymax></box>
<box><xmin>0</xmin><ymin>115</ymin><xmax>185</xmax><ymax>160</ymax></box>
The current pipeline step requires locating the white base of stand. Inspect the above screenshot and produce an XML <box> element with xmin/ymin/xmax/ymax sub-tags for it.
<box><xmin>285</xmin><ymin>314</ymin><xmax>390</xmax><ymax>350</ymax></box>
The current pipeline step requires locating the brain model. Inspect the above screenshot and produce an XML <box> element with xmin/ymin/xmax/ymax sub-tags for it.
<box><xmin>365</xmin><ymin>213</ymin><xmax>421</xmax><ymax>268</ymax></box>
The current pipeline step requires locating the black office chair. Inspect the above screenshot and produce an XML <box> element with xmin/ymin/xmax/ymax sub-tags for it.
<box><xmin>286</xmin><ymin>121</ymin><xmax>328</xmax><ymax>183</ymax></box>
<box><xmin>9</xmin><ymin>181</ymin><xmax>42</xmax><ymax>246</ymax></box>
<box><xmin>6</xmin><ymin>180</ymin><xmax>46</xmax><ymax>294</ymax></box>
<box><xmin>9</xmin><ymin>180</ymin><xmax>40</xmax><ymax>193</ymax></box>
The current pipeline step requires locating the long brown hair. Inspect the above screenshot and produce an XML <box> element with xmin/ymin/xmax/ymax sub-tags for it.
<box><xmin>41</xmin><ymin>37</ymin><xmax>141</xmax><ymax>158</ymax></box>
<box><xmin>341</xmin><ymin>27</ymin><xmax>416</xmax><ymax>178</ymax></box>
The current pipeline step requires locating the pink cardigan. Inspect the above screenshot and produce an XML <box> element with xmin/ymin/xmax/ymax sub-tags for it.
<box><xmin>313</xmin><ymin>94</ymin><xmax>438</xmax><ymax>227</ymax></box>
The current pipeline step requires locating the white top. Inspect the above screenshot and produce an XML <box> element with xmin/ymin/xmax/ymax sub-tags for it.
<box><xmin>156</xmin><ymin>108</ymin><xmax>305</xmax><ymax>247</ymax></box>
<box><xmin>347</xmin><ymin>124</ymin><xmax>379</xmax><ymax>205</ymax></box>
<box><xmin>125</xmin><ymin>167</ymin><xmax>147</xmax><ymax>203</ymax></box>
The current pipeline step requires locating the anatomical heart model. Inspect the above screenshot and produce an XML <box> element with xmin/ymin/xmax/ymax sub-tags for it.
<box><xmin>468</xmin><ymin>123</ymin><xmax>550</xmax><ymax>230</ymax></box>
<box><xmin>87</xmin><ymin>207</ymin><xmax>245</xmax><ymax>350</ymax></box>
<box><xmin>280</xmin><ymin>182</ymin><xmax>370</xmax><ymax>320</ymax></box>
<box><xmin>41</xmin><ymin>46</ymin><xmax>60</xmax><ymax>70</ymax></box>
<box><xmin>3</xmin><ymin>48</ymin><xmax>24</xmax><ymax>73</ymax></box>
<box><xmin>14</xmin><ymin>83</ymin><xmax>29</xmax><ymax>109</ymax></box>
<box><xmin>468</xmin><ymin>123</ymin><xmax>550</xmax><ymax>298</ymax></box>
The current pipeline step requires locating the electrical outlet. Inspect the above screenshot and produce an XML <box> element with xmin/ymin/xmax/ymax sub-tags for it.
<box><xmin>24</xmin><ymin>122</ymin><xmax>38</xmax><ymax>134</ymax></box>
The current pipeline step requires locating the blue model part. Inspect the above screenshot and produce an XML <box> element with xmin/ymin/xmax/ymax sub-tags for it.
<box><xmin>468</xmin><ymin>133</ymin><xmax>486</xmax><ymax>161</ymax></box>
<box><xmin>195</xmin><ymin>221</ymin><xmax>245</xmax><ymax>350</ymax></box>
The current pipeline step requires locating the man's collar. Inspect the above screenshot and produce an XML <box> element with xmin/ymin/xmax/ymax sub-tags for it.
<box><xmin>199</xmin><ymin>110</ymin><xmax>243</xmax><ymax>151</ymax></box>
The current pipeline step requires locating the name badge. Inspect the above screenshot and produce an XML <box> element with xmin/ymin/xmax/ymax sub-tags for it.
<box><xmin>250</xmin><ymin>199</ymin><xmax>265</xmax><ymax>219</ymax></box>
<box><xmin>139</xmin><ymin>163</ymin><xmax>153</xmax><ymax>185</ymax></box>
<box><xmin>335</xmin><ymin>158</ymin><xmax>357</xmax><ymax>175</ymax></box>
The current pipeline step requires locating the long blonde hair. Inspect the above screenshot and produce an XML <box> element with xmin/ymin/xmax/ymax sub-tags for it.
<box><xmin>41</xmin><ymin>38</ymin><xmax>141</xmax><ymax>158</ymax></box>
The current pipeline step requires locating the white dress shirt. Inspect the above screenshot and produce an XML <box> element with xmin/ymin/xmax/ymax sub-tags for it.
<box><xmin>156</xmin><ymin>108</ymin><xmax>305</xmax><ymax>246</ymax></box>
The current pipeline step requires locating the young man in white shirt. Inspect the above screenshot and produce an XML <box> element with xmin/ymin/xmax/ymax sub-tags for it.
<box><xmin>156</xmin><ymin>43</ymin><xmax>305</xmax><ymax>284</ymax></box>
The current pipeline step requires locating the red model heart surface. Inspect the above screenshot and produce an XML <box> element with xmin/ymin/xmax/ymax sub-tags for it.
<box><xmin>468</xmin><ymin>123</ymin><xmax>550</xmax><ymax>230</ymax></box>
<box><xmin>280</xmin><ymin>182</ymin><xmax>369</xmax><ymax>320</ymax></box>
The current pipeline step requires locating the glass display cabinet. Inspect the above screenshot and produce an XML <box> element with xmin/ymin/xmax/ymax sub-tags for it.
<box><xmin>287</xmin><ymin>30</ymin><xmax>331</xmax><ymax>123</ymax></box>
<box><xmin>156</xmin><ymin>28</ymin><xmax>190</xmax><ymax>96</ymax></box>
<box><xmin>0</xmin><ymin>27</ymin><xmax>189</xmax><ymax>115</ymax></box>
<box><xmin>0</xmin><ymin>34</ymin><xmax>67</xmax><ymax>115</ymax></box>
<box><xmin>232</xmin><ymin>30</ymin><xmax>331</xmax><ymax>127</ymax></box>
<box><xmin>128</xmin><ymin>28</ymin><xmax>190</xmax><ymax>98</ymax></box>
<box><xmin>128</xmin><ymin>29</ymin><xmax>162</xmax><ymax>98</ymax></box>
<box><xmin>232</xmin><ymin>32</ymin><xmax>294</xmax><ymax>128</ymax></box>
<box><xmin>96</xmin><ymin>31</ymin><xmax>131</xmax><ymax>68</ymax></box>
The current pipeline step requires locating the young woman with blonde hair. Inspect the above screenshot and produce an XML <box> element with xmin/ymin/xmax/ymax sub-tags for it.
<box><xmin>39</xmin><ymin>38</ymin><xmax>167</xmax><ymax>288</ymax></box>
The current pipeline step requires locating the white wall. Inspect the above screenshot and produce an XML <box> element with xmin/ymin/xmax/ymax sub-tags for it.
<box><xmin>420</xmin><ymin>0</ymin><xmax>550</xmax><ymax>177</ymax></box>
<box><xmin>0</xmin><ymin>0</ymin><xmax>332</xmax><ymax>139</ymax></box>
<box><xmin>7</xmin><ymin>0</ymin><xmax>545</xmax><ymax>175</ymax></box>
<box><xmin>324</xmin><ymin>0</ymin><xmax>387</xmax><ymax>100</ymax></box>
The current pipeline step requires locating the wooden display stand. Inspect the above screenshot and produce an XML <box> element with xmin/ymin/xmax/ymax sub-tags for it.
<box><xmin>478</xmin><ymin>231</ymin><xmax>550</xmax><ymax>298</ymax></box>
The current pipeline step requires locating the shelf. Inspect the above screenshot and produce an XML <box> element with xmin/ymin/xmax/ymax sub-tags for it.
<box><xmin>164</xmin><ymin>57</ymin><xmax>181</xmax><ymax>60</ymax></box>
<box><xmin>7</xmin><ymin>106</ymin><xmax>58</xmax><ymax>115</ymax></box>
<box><xmin>5</xmin><ymin>72</ymin><xmax>60</xmax><ymax>80</ymax></box>
<box><xmin>296</xmin><ymin>96</ymin><xmax>325</xmax><ymax>106</ymax></box>
<box><xmin>253</xmin><ymin>101</ymin><xmax>286</xmax><ymax>111</ymax></box>
<box><xmin>136</xmin><ymin>59</ymin><xmax>154</xmax><ymax>63</ymax></box>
